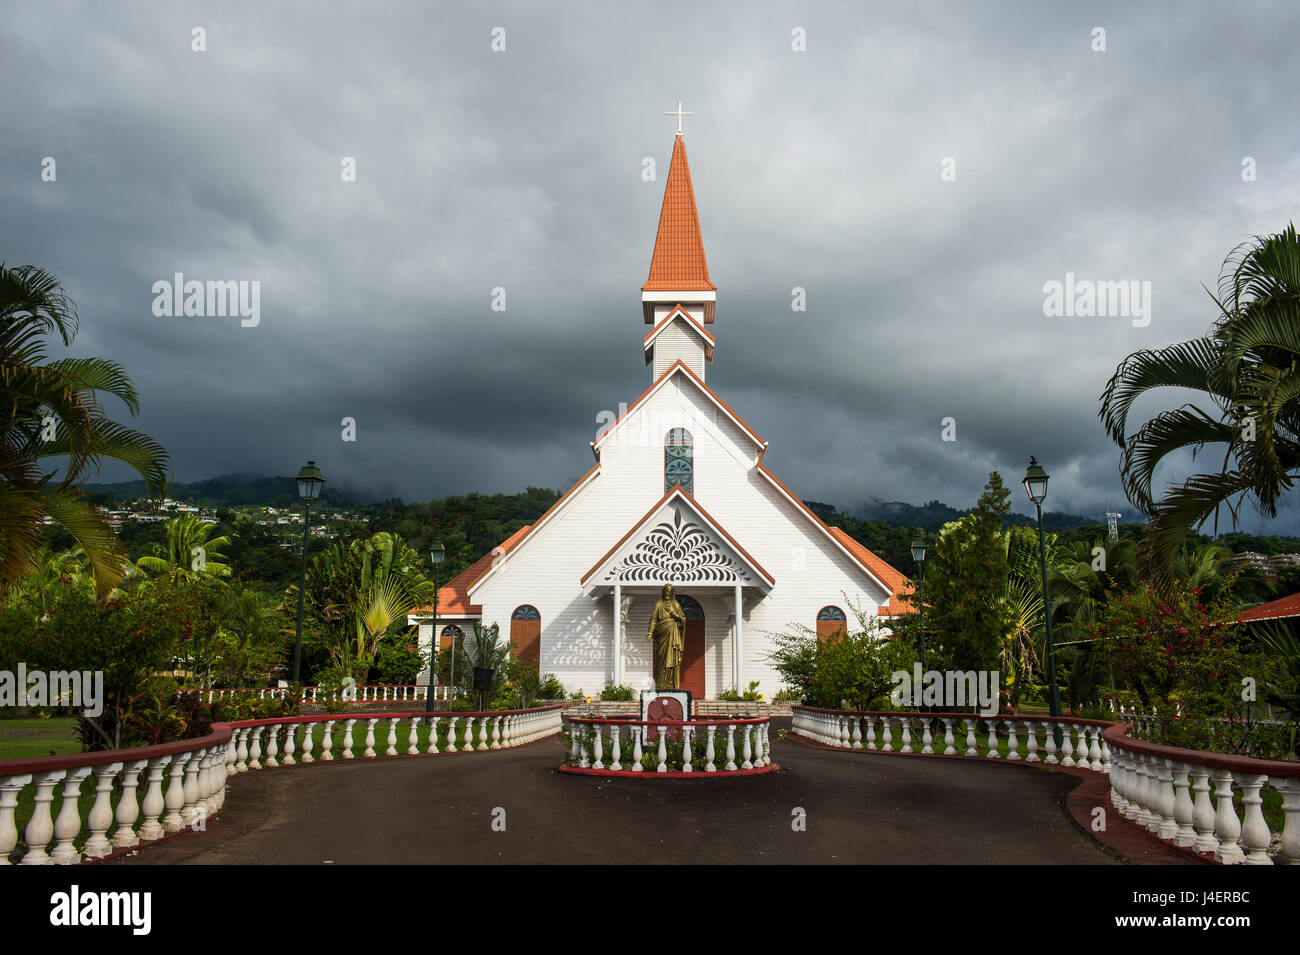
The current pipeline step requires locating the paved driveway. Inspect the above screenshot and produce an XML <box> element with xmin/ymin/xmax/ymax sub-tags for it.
<box><xmin>112</xmin><ymin>728</ymin><xmax>1117</xmax><ymax>865</ymax></box>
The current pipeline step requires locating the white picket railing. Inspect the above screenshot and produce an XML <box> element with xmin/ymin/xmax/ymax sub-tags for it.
<box><xmin>0</xmin><ymin>704</ymin><xmax>564</xmax><ymax>865</ymax></box>
<box><xmin>563</xmin><ymin>717</ymin><xmax>772</xmax><ymax>774</ymax></box>
<box><xmin>792</xmin><ymin>706</ymin><xmax>1111</xmax><ymax>770</ymax></box>
<box><xmin>1104</xmin><ymin>722</ymin><xmax>1300</xmax><ymax>866</ymax></box>
<box><xmin>181</xmin><ymin>684</ymin><xmax>451</xmax><ymax>704</ymax></box>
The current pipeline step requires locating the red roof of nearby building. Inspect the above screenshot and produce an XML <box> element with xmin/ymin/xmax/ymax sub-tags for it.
<box><xmin>1239</xmin><ymin>591</ymin><xmax>1300</xmax><ymax>623</ymax></box>
<box><xmin>413</xmin><ymin>524</ymin><xmax>531</xmax><ymax>616</ymax></box>
<box><xmin>642</xmin><ymin>135</ymin><xmax>716</xmax><ymax>293</ymax></box>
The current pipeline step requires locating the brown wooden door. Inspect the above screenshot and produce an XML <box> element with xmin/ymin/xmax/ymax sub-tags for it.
<box><xmin>510</xmin><ymin>605</ymin><xmax>541</xmax><ymax>672</ymax></box>
<box><xmin>679</xmin><ymin>595</ymin><xmax>705</xmax><ymax>698</ymax></box>
<box><xmin>682</xmin><ymin>620</ymin><xmax>705</xmax><ymax>697</ymax></box>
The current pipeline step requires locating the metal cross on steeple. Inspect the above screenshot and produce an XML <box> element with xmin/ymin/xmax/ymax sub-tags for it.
<box><xmin>665</xmin><ymin>100</ymin><xmax>694</xmax><ymax>136</ymax></box>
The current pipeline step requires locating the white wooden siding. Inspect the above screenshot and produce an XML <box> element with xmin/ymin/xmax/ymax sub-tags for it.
<box><xmin>471</xmin><ymin>370</ymin><xmax>894</xmax><ymax>699</ymax></box>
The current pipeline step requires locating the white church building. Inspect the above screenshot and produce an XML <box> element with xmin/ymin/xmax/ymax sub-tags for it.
<box><xmin>413</xmin><ymin>121</ymin><xmax>911</xmax><ymax>699</ymax></box>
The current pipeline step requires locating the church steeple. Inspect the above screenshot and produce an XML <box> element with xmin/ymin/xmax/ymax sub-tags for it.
<box><xmin>643</xmin><ymin>134</ymin><xmax>715</xmax><ymax>298</ymax></box>
<box><xmin>642</xmin><ymin>110</ymin><xmax>716</xmax><ymax>329</ymax></box>
<box><xmin>640</xmin><ymin>107</ymin><xmax>717</xmax><ymax>382</ymax></box>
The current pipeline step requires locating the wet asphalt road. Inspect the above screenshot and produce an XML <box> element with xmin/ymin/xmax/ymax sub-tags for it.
<box><xmin>112</xmin><ymin>723</ymin><xmax>1116</xmax><ymax>866</ymax></box>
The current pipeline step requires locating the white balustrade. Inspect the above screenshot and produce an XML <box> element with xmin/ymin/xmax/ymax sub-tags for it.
<box><xmin>0</xmin><ymin>706</ymin><xmax>564</xmax><ymax>864</ymax></box>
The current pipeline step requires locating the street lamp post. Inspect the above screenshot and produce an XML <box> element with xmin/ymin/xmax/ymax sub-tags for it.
<box><xmin>425</xmin><ymin>540</ymin><xmax>445</xmax><ymax>714</ymax></box>
<box><xmin>1023</xmin><ymin>456</ymin><xmax>1063</xmax><ymax>729</ymax></box>
<box><xmin>910</xmin><ymin>534</ymin><xmax>927</xmax><ymax>711</ymax></box>
<box><xmin>292</xmin><ymin>461</ymin><xmax>325</xmax><ymax>685</ymax></box>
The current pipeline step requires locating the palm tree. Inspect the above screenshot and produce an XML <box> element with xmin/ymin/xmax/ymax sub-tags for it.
<box><xmin>296</xmin><ymin>531</ymin><xmax>435</xmax><ymax>680</ymax></box>
<box><xmin>137</xmin><ymin>513</ymin><xmax>232</xmax><ymax>578</ymax></box>
<box><xmin>999</xmin><ymin>527</ymin><xmax>1051</xmax><ymax>702</ymax></box>
<box><xmin>1099</xmin><ymin>225</ymin><xmax>1300</xmax><ymax>586</ymax></box>
<box><xmin>1049</xmin><ymin>538</ymin><xmax>1140</xmax><ymax>644</ymax></box>
<box><xmin>0</xmin><ymin>263</ymin><xmax>169</xmax><ymax>599</ymax></box>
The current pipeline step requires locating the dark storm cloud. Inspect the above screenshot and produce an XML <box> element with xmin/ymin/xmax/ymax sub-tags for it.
<box><xmin>4</xmin><ymin>1</ymin><xmax>1299</xmax><ymax>533</ymax></box>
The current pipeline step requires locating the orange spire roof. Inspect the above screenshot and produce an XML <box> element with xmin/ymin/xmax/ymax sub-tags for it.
<box><xmin>642</xmin><ymin>135</ymin><xmax>716</xmax><ymax>292</ymax></box>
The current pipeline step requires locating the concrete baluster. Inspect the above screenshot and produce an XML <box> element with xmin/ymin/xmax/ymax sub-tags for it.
<box><xmin>264</xmin><ymin>725</ymin><xmax>280</xmax><ymax>767</ymax></box>
<box><xmin>84</xmin><ymin>762</ymin><xmax>124</xmax><ymax>858</ymax></box>
<box><xmin>1269</xmin><ymin>778</ymin><xmax>1300</xmax><ymax>865</ymax></box>
<box><xmin>50</xmin><ymin>767</ymin><xmax>92</xmax><ymax>864</ymax></box>
<box><xmin>1211</xmin><ymin>770</ymin><xmax>1245</xmax><ymax>864</ymax></box>
<box><xmin>1237</xmin><ymin>774</ymin><xmax>1273</xmax><ymax>865</ymax></box>
<box><xmin>21</xmin><ymin>770</ymin><xmax>65</xmax><ymax>864</ymax></box>
<box><xmin>302</xmin><ymin>723</ymin><xmax>316</xmax><ymax>763</ymax></box>
<box><xmin>162</xmin><ymin>757</ymin><xmax>187</xmax><ymax>833</ymax></box>
<box><xmin>138</xmin><ymin>756</ymin><xmax>171</xmax><ymax>841</ymax></box>
<box><xmin>1171</xmin><ymin>761</ymin><xmax>1196</xmax><ymax>848</ymax></box>
<box><xmin>112</xmin><ymin>760</ymin><xmax>149</xmax><ymax>849</ymax></box>
<box><xmin>0</xmin><ymin>774</ymin><xmax>33</xmax><ymax>864</ymax></box>
<box><xmin>248</xmin><ymin>726</ymin><xmax>264</xmax><ymax>769</ymax></box>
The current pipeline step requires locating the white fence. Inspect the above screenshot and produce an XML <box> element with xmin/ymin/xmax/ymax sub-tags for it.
<box><xmin>0</xmin><ymin>704</ymin><xmax>564</xmax><ymax>865</ymax></box>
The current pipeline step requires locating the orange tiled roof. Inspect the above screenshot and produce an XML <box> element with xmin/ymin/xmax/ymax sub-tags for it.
<box><xmin>641</xmin><ymin>305</ymin><xmax>715</xmax><ymax>346</ymax></box>
<box><xmin>826</xmin><ymin>527</ymin><xmax>913</xmax><ymax>617</ymax></box>
<box><xmin>641</xmin><ymin>135</ymin><xmax>716</xmax><ymax>293</ymax></box>
<box><xmin>414</xmin><ymin>524</ymin><xmax>531</xmax><ymax>616</ymax></box>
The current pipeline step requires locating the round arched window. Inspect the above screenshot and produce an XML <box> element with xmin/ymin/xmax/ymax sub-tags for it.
<box><xmin>678</xmin><ymin>594</ymin><xmax>704</xmax><ymax>620</ymax></box>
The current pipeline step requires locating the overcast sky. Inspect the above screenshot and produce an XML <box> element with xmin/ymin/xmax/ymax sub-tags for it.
<box><xmin>5</xmin><ymin>1</ymin><xmax>1300</xmax><ymax>531</ymax></box>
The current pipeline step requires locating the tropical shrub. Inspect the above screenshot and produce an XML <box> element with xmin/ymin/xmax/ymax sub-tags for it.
<box><xmin>598</xmin><ymin>681</ymin><xmax>636</xmax><ymax>702</ymax></box>
<box><xmin>767</xmin><ymin>617</ymin><xmax>916</xmax><ymax>711</ymax></box>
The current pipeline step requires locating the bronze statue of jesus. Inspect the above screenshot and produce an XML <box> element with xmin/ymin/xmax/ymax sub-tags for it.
<box><xmin>646</xmin><ymin>583</ymin><xmax>686</xmax><ymax>690</ymax></box>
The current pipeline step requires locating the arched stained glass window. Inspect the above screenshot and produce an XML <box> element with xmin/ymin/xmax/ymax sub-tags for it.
<box><xmin>816</xmin><ymin>605</ymin><xmax>847</xmax><ymax>642</ymax></box>
<box><xmin>439</xmin><ymin>624</ymin><xmax>463</xmax><ymax>651</ymax></box>
<box><xmin>665</xmin><ymin>428</ymin><xmax>693</xmax><ymax>495</ymax></box>
<box><xmin>678</xmin><ymin>594</ymin><xmax>704</xmax><ymax>620</ymax></box>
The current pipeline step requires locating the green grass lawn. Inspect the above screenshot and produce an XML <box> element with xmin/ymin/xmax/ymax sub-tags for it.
<box><xmin>0</xmin><ymin>717</ymin><xmax>81</xmax><ymax>760</ymax></box>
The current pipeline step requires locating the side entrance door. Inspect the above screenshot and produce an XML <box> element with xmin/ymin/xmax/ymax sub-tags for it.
<box><xmin>510</xmin><ymin>605</ymin><xmax>541</xmax><ymax>672</ymax></box>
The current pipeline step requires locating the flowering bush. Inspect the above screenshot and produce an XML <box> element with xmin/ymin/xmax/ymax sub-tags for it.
<box><xmin>1089</xmin><ymin>583</ymin><xmax>1238</xmax><ymax>709</ymax></box>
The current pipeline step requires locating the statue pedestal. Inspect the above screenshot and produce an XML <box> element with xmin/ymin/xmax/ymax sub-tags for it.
<box><xmin>641</xmin><ymin>689</ymin><xmax>691</xmax><ymax>725</ymax></box>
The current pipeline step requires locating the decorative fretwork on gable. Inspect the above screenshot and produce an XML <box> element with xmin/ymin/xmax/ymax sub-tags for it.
<box><xmin>603</xmin><ymin>508</ymin><xmax>754</xmax><ymax>585</ymax></box>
